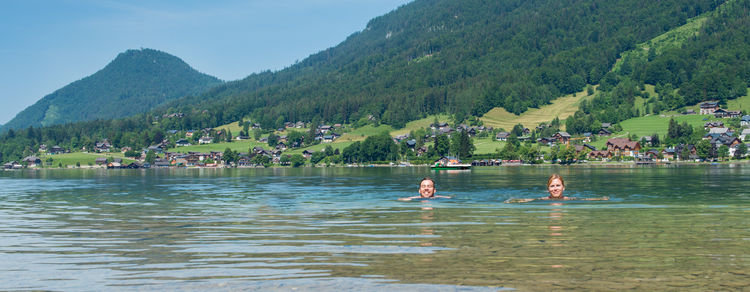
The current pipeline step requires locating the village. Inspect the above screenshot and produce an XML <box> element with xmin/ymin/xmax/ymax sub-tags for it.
<box><xmin>5</xmin><ymin>102</ymin><xmax>749</xmax><ymax>170</ymax></box>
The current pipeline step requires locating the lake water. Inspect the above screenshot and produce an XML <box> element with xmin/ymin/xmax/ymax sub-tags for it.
<box><xmin>1</xmin><ymin>165</ymin><xmax>749</xmax><ymax>291</ymax></box>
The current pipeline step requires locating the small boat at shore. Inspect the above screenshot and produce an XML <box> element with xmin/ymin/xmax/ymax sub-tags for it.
<box><xmin>431</xmin><ymin>157</ymin><xmax>472</xmax><ymax>170</ymax></box>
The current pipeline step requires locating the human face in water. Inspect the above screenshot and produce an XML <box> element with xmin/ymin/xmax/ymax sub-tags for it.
<box><xmin>547</xmin><ymin>178</ymin><xmax>565</xmax><ymax>198</ymax></box>
<box><xmin>419</xmin><ymin>179</ymin><xmax>436</xmax><ymax>198</ymax></box>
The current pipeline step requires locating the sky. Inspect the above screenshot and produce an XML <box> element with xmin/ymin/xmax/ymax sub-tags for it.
<box><xmin>0</xmin><ymin>0</ymin><xmax>413</xmax><ymax>125</ymax></box>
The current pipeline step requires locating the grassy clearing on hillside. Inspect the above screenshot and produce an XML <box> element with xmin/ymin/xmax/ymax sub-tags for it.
<box><xmin>390</xmin><ymin>114</ymin><xmax>452</xmax><ymax>136</ymax></box>
<box><xmin>37</xmin><ymin>152</ymin><xmax>135</xmax><ymax>168</ymax></box>
<box><xmin>619</xmin><ymin>114</ymin><xmax>714</xmax><ymax>138</ymax></box>
<box><xmin>168</xmin><ymin>140</ymin><xmax>270</xmax><ymax>154</ymax></box>
<box><xmin>473</xmin><ymin>138</ymin><xmax>504</xmax><ymax>154</ymax></box>
<box><xmin>286</xmin><ymin>142</ymin><xmax>356</xmax><ymax>155</ymax></box>
<box><xmin>727</xmin><ymin>90</ymin><xmax>750</xmax><ymax>112</ymax></box>
<box><xmin>480</xmin><ymin>89</ymin><xmax>594</xmax><ymax>130</ymax></box>
<box><xmin>338</xmin><ymin>124</ymin><xmax>394</xmax><ymax>142</ymax></box>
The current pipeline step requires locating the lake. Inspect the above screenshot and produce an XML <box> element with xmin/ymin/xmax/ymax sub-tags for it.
<box><xmin>1</xmin><ymin>165</ymin><xmax>748</xmax><ymax>291</ymax></box>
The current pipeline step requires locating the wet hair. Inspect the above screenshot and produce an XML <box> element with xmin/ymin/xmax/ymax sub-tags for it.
<box><xmin>547</xmin><ymin>174</ymin><xmax>565</xmax><ymax>188</ymax></box>
<box><xmin>420</xmin><ymin>177</ymin><xmax>435</xmax><ymax>186</ymax></box>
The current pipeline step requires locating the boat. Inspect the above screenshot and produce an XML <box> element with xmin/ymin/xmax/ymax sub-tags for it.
<box><xmin>431</xmin><ymin>157</ymin><xmax>472</xmax><ymax>170</ymax></box>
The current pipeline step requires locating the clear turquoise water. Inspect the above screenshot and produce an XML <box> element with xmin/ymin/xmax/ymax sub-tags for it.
<box><xmin>1</xmin><ymin>165</ymin><xmax>748</xmax><ymax>290</ymax></box>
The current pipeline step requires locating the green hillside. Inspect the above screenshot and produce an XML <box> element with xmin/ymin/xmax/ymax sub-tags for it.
<box><xmin>2</xmin><ymin>49</ymin><xmax>222</xmax><ymax>131</ymax></box>
<box><xmin>162</xmin><ymin>0</ymin><xmax>721</xmax><ymax>130</ymax></box>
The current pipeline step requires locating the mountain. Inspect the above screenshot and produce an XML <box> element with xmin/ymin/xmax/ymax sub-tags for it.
<box><xmin>163</xmin><ymin>0</ymin><xmax>724</xmax><ymax>129</ymax></box>
<box><xmin>2</xmin><ymin>48</ymin><xmax>222</xmax><ymax>131</ymax></box>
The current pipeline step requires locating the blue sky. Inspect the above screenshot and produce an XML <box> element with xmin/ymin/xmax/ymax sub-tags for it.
<box><xmin>0</xmin><ymin>0</ymin><xmax>412</xmax><ymax>124</ymax></box>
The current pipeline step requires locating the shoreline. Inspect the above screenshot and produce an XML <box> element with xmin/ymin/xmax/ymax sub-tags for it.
<box><xmin>8</xmin><ymin>159</ymin><xmax>749</xmax><ymax>171</ymax></box>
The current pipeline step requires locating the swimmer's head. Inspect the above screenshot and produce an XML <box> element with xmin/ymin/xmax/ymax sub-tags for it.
<box><xmin>419</xmin><ymin>177</ymin><xmax>436</xmax><ymax>198</ymax></box>
<box><xmin>547</xmin><ymin>174</ymin><xmax>565</xmax><ymax>198</ymax></box>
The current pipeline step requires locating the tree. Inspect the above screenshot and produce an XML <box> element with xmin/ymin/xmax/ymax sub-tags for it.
<box><xmin>718</xmin><ymin>145</ymin><xmax>729</xmax><ymax>161</ymax></box>
<box><xmin>450</xmin><ymin>130</ymin><xmax>475</xmax><ymax>159</ymax></box>
<box><xmin>223</xmin><ymin>148</ymin><xmax>238</xmax><ymax>165</ymax></box>
<box><xmin>267</xmin><ymin>133</ymin><xmax>278</xmax><ymax>147</ymax></box>
<box><xmin>145</xmin><ymin>150</ymin><xmax>156</xmax><ymax>164</ymax></box>
<box><xmin>225</xmin><ymin>129</ymin><xmax>233</xmax><ymax>142</ymax></box>
<box><xmin>695</xmin><ymin>140</ymin><xmax>712</xmax><ymax>161</ymax></box>
<box><xmin>734</xmin><ymin>143</ymin><xmax>747</xmax><ymax>159</ymax></box>
<box><xmin>433</xmin><ymin>134</ymin><xmax>450</xmax><ymax>157</ymax></box>
<box><xmin>289</xmin><ymin>154</ymin><xmax>305</xmax><ymax>167</ymax></box>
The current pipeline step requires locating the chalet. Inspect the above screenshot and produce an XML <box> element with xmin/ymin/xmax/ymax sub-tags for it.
<box><xmin>333</xmin><ymin>123</ymin><xmax>342</xmax><ymax>129</ymax></box>
<box><xmin>4</xmin><ymin>161</ymin><xmax>23</xmax><ymax>169</ymax></box>
<box><xmin>167</xmin><ymin>130</ymin><xmax>179</xmax><ymax>135</ymax></box>
<box><xmin>120</xmin><ymin>147</ymin><xmax>133</xmax><ymax>153</ymax></box>
<box><xmin>644</xmin><ymin>149</ymin><xmax>661</xmax><ymax>159</ymax></box>
<box><xmin>661</xmin><ymin>148</ymin><xmax>676</xmax><ymax>160</ymax></box>
<box><xmin>496</xmin><ymin>132</ymin><xmax>510</xmax><ymax>141</ymax></box>
<box><xmin>431</xmin><ymin>122</ymin><xmax>449</xmax><ymax>130</ymax></box>
<box><xmin>700</xmin><ymin>101</ymin><xmax>720</xmax><ymax>115</ymax></box>
<box><xmin>38</xmin><ymin>144</ymin><xmax>48</xmax><ymax>153</ymax></box>
<box><xmin>319</xmin><ymin>125</ymin><xmax>332</xmax><ymax>133</ymax></box>
<box><xmin>302</xmin><ymin>150</ymin><xmax>313</xmax><ymax>158</ymax></box>
<box><xmin>708</xmin><ymin>127</ymin><xmax>731</xmax><ymax>136</ymax></box>
<box><xmin>741</xmin><ymin>129</ymin><xmax>750</xmax><ymax>141</ymax></box>
<box><xmin>175</xmin><ymin>139</ymin><xmax>191</xmax><ymax>147</ymax></box>
<box><xmin>198</xmin><ymin>136</ymin><xmax>213</xmax><ymax>144</ymax></box>
<box><xmin>710</xmin><ymin>135</ymin><xmax>742</xmax><ymax>149</ymax></box>
<box><xmin>606</xmin><ymin>138</ymin><xmax>641</xmax><ymax>157</ymax></box>
<box><xmin>574</xmin><ymin>145</ymin><xmax>594</xmax><ymax>155</ymax></box>
<box><xmin>416</xmin><ymin>146</ymin><xmax>428</xmax><ymax>157</ymax></box>
<box><xmin>741</xmin><ymin>115</ymin><xmax>750</xmax><ymax>127</ymax></box>
<box><xmin>601</xmin><ymin>123</ymin><xmax>612</xmax><ymax>129</ymax></box>
<box><xmin>406</xmin><ymin>139</ymin><xmax>417</xmax><ymax>148</ymax></box>
<box><xmin>252</xmin><ymin>123</ymin><xmax>262</xmax><ymax>129</ymax></box>
<box><xmin>322</xmin><ymin>135</ymin><xmax>335</xmax><ymax>143</ymax></box>
<box><xmin>235</xmin><ymin>135</ymin><xmax>250</xmax><ymax>141</ymax></box>
<box><xmin>284</xmin><ymin>122</ymin><xmax>295</xmax><ymax>128</ymax></box>
<box><xmin>153</xmin><ymin>159</ymin><xmax>171</xmax><ymax>168</ymax></box>
<box><xmin>582</xmin><ymin>132</ymin><xmax>592</xmax><ymax>143</ymax></box>
<box><xmin>22</xmin><ymin>156</ymin><xmax>42</xmax><ymax>167</ymax></box>
<box><xmin>598</xmin><ymin>128</ymin><xmax>612</xmax><ymax>136</ymax></box>
<box><xmin>49</xmin><ymin>146</ymin><xmax>65</xmax><ymax>155</ymax></box>
<box><xmin>185</xmin><ymin>130</ymin><xmax>196</xmax><ymax>138</ymax></box>
<box><xmin>147</xmin><ymin>145</ymin><xmax>165</xmax><ymax>154</ymax></box>
<box><xmin>538</xmin><ymin>137</ymin><xmax>556</xmax><ymax>146</ymax></box>
<box><xmin>252</xmin><ymin>146</ymin><xmax>265</xmax><ymax>154</ymax></box>
<box><xmin>296</xmin><ymin>121</ymin><xmax>305</xmax><ymax>128</ymax></box>
<box><xmin>588</xmin><ymin>150</ymin><xmax>612</xmax><ymax>160</ymax></box>
<box><xmin>95</xmin><ymin>157</ymin><xmax>108</xmax><ymax>165</ymax></box>
<box><xmin>553</xmin><ymin>132</ymin><xmax>571</xmax><ymax>145</ymax></box>
<box><xmin>674</xmin><ymin>144</ymin><xmax>698</xmax><ymax>160</ymax></box>
<box><xmin>704</xmin><ymin>121</ymin><xmax>724</xmax><ymax>129</ymax></box>
<box><xmin>278</xmin><ymin>135</ymin><xmax>288</xmax><ymax>143</ymax></box>
<box><xmin>394</xmin><ymin>134</ymin><xmax>410</xmax><ymax>142</ymax></box>
<box><xmin>714</xmin><ymin>108</ymin><xmax>741</xmax><ymax>118</ymax></box>
<box><xmin>684</xmin><ymin>109</ymin><xmax>696</xmax><ymax>115</ymax></box>
<box><xmin>93</xmin><ymin>140</ymin><xmax>110</xmax><ymax>152</ymax></box>
<box><xmin>275</xmin><ymin>142</ymin><xmax>288</xmax><ymax>151</ymax></box>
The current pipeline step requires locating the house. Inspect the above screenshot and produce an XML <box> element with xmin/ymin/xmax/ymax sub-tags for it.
<box><xmin>319</xmin><ymin>125</ymin><xmax>332</xmax><ymax>133</ymax></box>
<box><xmin>704</xmin><ymin>121</ymin><xmax>724</xmax><ymax>129</ymax></box>
<box><xmin>674</xmin><ymin>144</ymin><xmax>698</xmax><ymax>160</ymax></box>
<box><xmin>741</xmin><ymin>129</ymin><xmax>750</xmax><ymax>141</ymax></box>
<box><xmin>38</xmin><ymin>144</ymin><xmax>48</xmax><ymax>153</ymax></box>
<box><xmin>22</xmin><ymin>156</ymin><xmax>42</xmax><ymax>167</ymax></box>
<box><xmin>198</xmin><ymin>136</ymin><xmax>213</xmax><ymax>144</ymax></box>
<box><xmin>684</xmin><ymin>109</ymin><xmax>696</xmax><ymax>115</ymax></box>
<box><xmin>275</xmin><ymin>142</ymin><xmax>287</xmax><ymax>151</ymax></box>
<box><xmin>606</xmin><ymin>138</ymin><xmax>641</xmax><ymax>157</ymax></box>
<box><xmin>175</xmin><ymin>139</ymin><xmax>191</xmax><ymax>147</ymax></box>
<box><xmin>95</xmin><ymin>157</ymin><xmax>108</xmax><ymax>165</ymax></box>
<box><xmin>185</xmin><ymin>130</ymin><xmax>195</xmax><ymax>138</ymax></box>
<box><xmin>708</xmin><ymin>127</ymin><xmax>731</xmax><ymax>136</ymax></box>
<box><xmin>700</xmin><ymin>101</ymin><xmax>720</xmax><ymax>115</ymax></box>
<box><xmin>322</xmin><ymin>135</ymin><xmax>334</xmax><ymax>143</ymax></box>
<box><xmin>661</xmin><ymin>148</ymin><xmax>676</xmax><ymax>160</ymax></box>
<box><xmin>601</xmin><ymin>123</ymin><xmax>612</xmax><ymax>129</ymax></box>
<box><xmin>496</xmin><ymin>132</ymin><xmax>510</xmax><ymax>141</ymax></box>
<box><xmin>713</xmin><ymin>108</ymin><xmax>741</xmax><ymax>118</ymax></box>
<box><xmin>406</xmin><ymin>139</ymin><xmax>417</xmax><ymax>149</ymax></box>
<box><xmin>741</xmin><ymin>115</ymin><xmax>750</xmax><ymax>127</ymax></box>
<box><xmin>553</xmin><ymin>132</ymin><xmax>571</xmax><ymax>145</ymax></box>
<box><xmin>537</xmin><ymin>137</ymin><xmax>556</xmax><ymax>146</ymax></box>
<box><xmin>588</xmin><ymin>150</ymin><xmax>612</xmax><ymax>160</ymax></box>
<box><xmin>598</xmin><ymin>128</ymin><xmax>612</xmax><ymax>136</ymax></box>
<box><xmin>302</xmin><ymin>150</ymin><xmax>313</xmax><ymax>158</ymax></box>
<box><xmin>582</xmin><ymin>132</ymin><xmax>592</xmax><ymax>143</ymax></box>
<box><xmin>147</xmin><ymin>145</ymin><xmax>165</xmax><ymax>154</ymax></box>
<box><xmin>95</xmin><ymin>140</ymin><xmax>112</xmax><ymax>152</ymax></box>
<box><xmin>49</xmin><ymin>146</ymin><xmax>65</xmax><ymax>155</ymax></box>
<box><xmin>4</xmin><ymin>161</ymin><xmax>23</xmax><ymax>169</ymax></box>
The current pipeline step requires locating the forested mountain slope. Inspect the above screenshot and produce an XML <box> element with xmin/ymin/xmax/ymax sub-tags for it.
<box><xmin>164</xmin><ymin>0</ymin><xmax>723</xmax><ymax>129</ymax></box>
<box><xmin>2</xmin><ymin>49</ymin><xmax>222</xmax><ymax>131</ymax></box>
